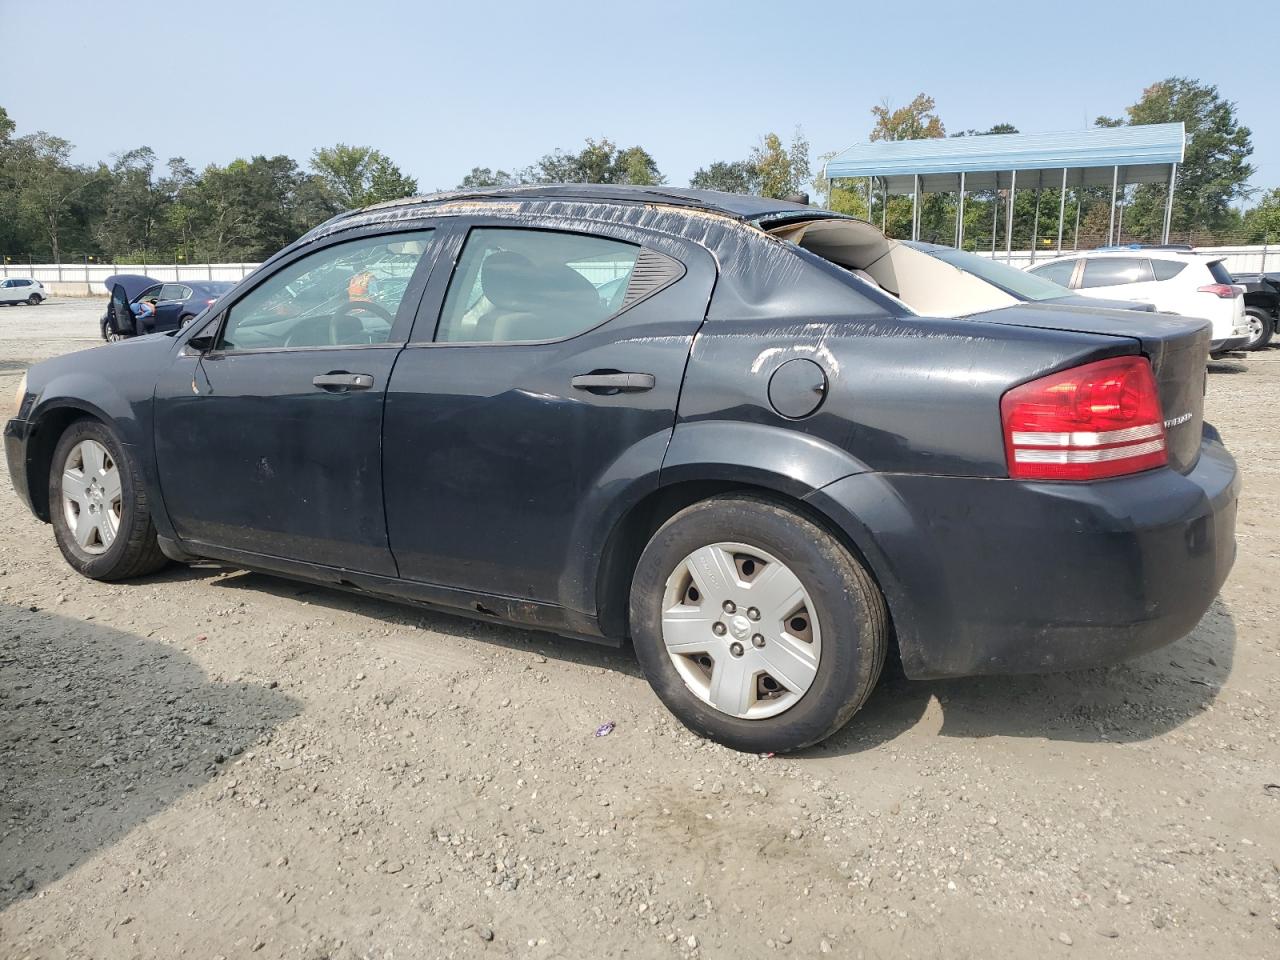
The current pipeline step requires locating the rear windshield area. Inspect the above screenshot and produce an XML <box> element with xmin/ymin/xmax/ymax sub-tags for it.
<box><xmin>1207</xmin><ymin>261</ymin><xmax>1235</xmax><ymax>285</ymax></box>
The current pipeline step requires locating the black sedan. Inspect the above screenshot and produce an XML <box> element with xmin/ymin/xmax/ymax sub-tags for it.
<box><xmin>100</xmin><ymin>274</ymin><xmax>235</xmax><ymax>340</ymax></box>
<box><xmin>5</xmin><ymin>186</ymin><xmax>1238</xmax><ymax>753</ymax></box>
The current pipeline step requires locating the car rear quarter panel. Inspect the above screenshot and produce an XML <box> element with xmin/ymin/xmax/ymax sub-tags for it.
<box><xmin>671</xmin><ymin>243</ymin><xmax>1151</xmax><ymax>671</ymax></box>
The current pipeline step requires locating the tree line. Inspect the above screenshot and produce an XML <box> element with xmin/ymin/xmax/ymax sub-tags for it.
<box><xmin>0</xmin><ymin>75</ymin><xmax>1272</xmax><ymax>265</ymax></box>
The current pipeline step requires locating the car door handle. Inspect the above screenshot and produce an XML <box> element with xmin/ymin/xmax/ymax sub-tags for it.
<box><xmin>313</xmin><ymin>372</ymin><xmax>374</xmax><ymax>392</ymax></box>
<box><xmin>570</xmin><ymin>372</ymin><xmax>655</xmax><ymax>393</ymax></box>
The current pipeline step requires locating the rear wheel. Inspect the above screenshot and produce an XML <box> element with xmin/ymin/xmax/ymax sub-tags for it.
<box><xmin>49</xmin><ymin>419</ymin><xmax>168</xmax><ymax>580</ymax></box>
<box><xmin>629</xmin><ymin>495</ymin><xmax>888</xmax><ymax>753</ymax></box>
<box><xmin>1245</xmin><ymin>309</ymin><xmax>1273</xmax><ymax>351</ymax></box>
<box><xmin>27</xmin><ymin>293</ymin><xmax>41</xmax><ymax>305</ymax></box>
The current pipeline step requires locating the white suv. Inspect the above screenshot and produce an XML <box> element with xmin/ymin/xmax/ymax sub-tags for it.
<box><xmin>1027</xmin><ymin>250</ymin><xmax>1249</xmax><ymax>356</ymax></box>
<box><xmin>0</xmin><ymin>277</ymin><xmax>48</xmax><ymax>306</ymax></box>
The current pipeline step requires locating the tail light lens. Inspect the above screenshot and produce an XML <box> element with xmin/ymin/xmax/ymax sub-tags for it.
<box><xmin>1001</xmin><ymin>356</ymin><xmax>1167</xmax><ymax>481</ymax></box>
<box><xmin>1197</xmin><ymin>283</ymin><xmax>1237</xmax><ymax>299</ymax></box>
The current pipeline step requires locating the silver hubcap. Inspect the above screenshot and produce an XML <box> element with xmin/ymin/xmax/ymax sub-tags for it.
<box><xmin>661</xmin><ymin>542</ymin><xmax>821</xmax><ymax>720</ymax></box>
<box><xmin>1248</xmin><ymin>315</ymin><xmax>1263</xmax><ymax>341</ymax></box>
<box><xmin>61</xmin><ymin>439</ymin><xmax>122</xmax><ymax>555</ymax></box>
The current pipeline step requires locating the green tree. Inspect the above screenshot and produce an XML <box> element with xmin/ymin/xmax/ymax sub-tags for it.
<box><xmin>689</xmin><ymin>160</ymin><xmax>759</xmax><ymax>194</ymax></box>
<box><xmin>6</xmin><ymin>132</ymin><xmax>105</xmax><ymax>262</ymax></box>
<box><xmin>1096</xmin><ymin>77</ymin><xmax>1254</xmax><ymax>236</ymax></box>
<box><xmin>94</xmin><ymin>147</ymin><xmax>173</xmax><ymax>257</ymax></box>
<box><xmin>870</xmin><ymin>94</ymin><xmax>945</xmax><ymax>142</ymax></box>
<box><xmin>458</xmin><ymin>166</ymin><xmax>521</xmax><ymax>188</ymax></box>
<box><xmin>615</xmin><ymin>145</ymin><xmax>662</xmax><ymax>186</ymax></box>
<box><xmin>528</xmin><ymin>138</ymin><xmax>665</xmax><ymax>185</ymax></box>
<box><xmin>311</xmin><ymin>144</ymin><xmax>418</xmax><ymax>210</ymax></box>
<box><xmin>181</xmin><ymin>155</ymin><xmax>311</xmax><ymax>261</ymax></box>
<box><xmin>1243</xmin><ymin>188</ymin><xmax>1280</xmax><ymax>243</ymax></box>
<box><xmin>749</xmin><ymin>129</ymin><xmax>810</xmax><ymax>199</ymax></box>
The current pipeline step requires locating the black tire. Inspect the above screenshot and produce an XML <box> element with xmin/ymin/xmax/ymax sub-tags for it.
<box><xmin>49</xmin><ymin>418</ymin><xmax>169</xmax><ymax>581</ymax></box>
<box><xmin>629</xmin><ymin>495</ymin><xmax>888</xmax><ymax>753</ymax></box>
<box><xmin>1245</xmin><ymin>309</ymin><xmax>1273</xmax><ymax>351</ymax></box>
<box><xmin>27</xmin><ymin>293</ymin><xmax>40</xmax><ymax>305</ymax></box>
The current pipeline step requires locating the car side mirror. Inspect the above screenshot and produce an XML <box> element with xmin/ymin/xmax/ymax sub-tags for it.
<box><xmin>186</xmin><ymin>333</ymin><xmax>217</xmax><ymax>353</ymax></box>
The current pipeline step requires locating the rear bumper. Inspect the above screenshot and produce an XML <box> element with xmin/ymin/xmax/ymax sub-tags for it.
<box><xmin>4</xmin><ymin>417</ymin><xmax>34</xmax><ymax>513</ymax></box>
<box><xmin>1211</xmin><ymin>335</ymin><xmax>1249</xmax><ymax>353</ymax></box>
<box><xmin>808</xmin><ymin>432</ymin><xmax>1239</xmax><ymax>679</ymax></box>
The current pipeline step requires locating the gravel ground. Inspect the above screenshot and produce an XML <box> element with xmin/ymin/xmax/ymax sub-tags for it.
<box><xmin>1</xmin><ymin>299</ymin><xmax>1278</xmax><ymax>960</ymax></box>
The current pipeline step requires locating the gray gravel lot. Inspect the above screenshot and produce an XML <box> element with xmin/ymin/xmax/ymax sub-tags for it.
<box><xmin>1</xmin><ymin>298</ymin><xmax>1278</xmax><ymax>959</ymax></box>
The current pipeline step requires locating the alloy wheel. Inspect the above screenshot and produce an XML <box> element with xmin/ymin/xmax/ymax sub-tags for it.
<box><xmin>1247</xmin><ymin>313</ymin><xmax>1264</xmax><ymax>348</ymax></box>
<box><xmin>660</xmin><ymin>542</ymin><xmax>821</xmax><ymax>719</ymax></box>
<box><xmin>61</xmin><ymin>439</ymin><xmax>122</xmax><ymax>555</ymax></box>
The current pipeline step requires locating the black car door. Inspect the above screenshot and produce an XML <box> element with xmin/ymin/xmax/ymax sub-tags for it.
<box><xmin>151</xmin><ymin>283</ymin><xmax>190</xmax><ymax>332</ymax></box>
<box><xmin>382</xmin><ymin>218</ymin><xmax>715</xmax><ymax>605</ymax></box>
<box><xmin>153</xmin><ymin>226</ymin><xmax>441</xmax><ymax>575</ymax></box>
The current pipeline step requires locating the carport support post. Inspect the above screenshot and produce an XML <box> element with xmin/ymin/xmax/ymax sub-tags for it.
<box><xmin>1005</xmin><ymin>171</ymin><xmax>1017</xmax><ymax>262</ymax></box>
<box><xmin>1108</xmin><ymin>165</ymin><xmax>1118</xmax><ymax>245</ymax></box>
<box><xmin>1056</xmin><ymin>168</ymin><xmax>1067</xmax><ymax>254</ymax></box>
<box><xmin>992</xmin><ymin>187</ymin><xmax>999</xmax><ymax>253</ymax></box>
<box><xmin>1073</xmin><ymin>191</ymin><xmax>1081</xmax><ymax>251</ymax></box>
<box><xmin>911</xmin><ymin>174</ymin><xmax>920</xmax><ymax>241</ymax></box>
<box><xmin>866</xmin><ymin>177</ymin><xmax>873</xmax><ymax>220</ymax></box>
<box><xmin>882</xmin><ymin>180</ymin><xmax>888</xmax><ymax>233</ymax></box>
<box><xmin>1030</xmin><ymin>184</ymin><xmax>1041</xmax><ymax>264</ymax></box>
<box><xmin>956</xmin><ymin>171</ymin><xmax>966</xmax><ymax>248</ymax></box>
<box><xmin>1162</xmin><ymin>163</ymin><xmax>1178</xmax><ymax>244</ymax></box>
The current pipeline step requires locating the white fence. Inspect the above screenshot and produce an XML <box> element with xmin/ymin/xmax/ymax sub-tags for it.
<box><xmin>3</xmin><ymin>261</ymin><xmax>259</xmax><ymax>293</ymax></box>
<box><xmin>6</xmin><ymin>243</ymin><xmax>1277</xmax><ymax>297</ymax></box>
<box><xmin>974</xmin><ymin>244</ymin><xmax>1275</xmax><ymax>274</ymax></box>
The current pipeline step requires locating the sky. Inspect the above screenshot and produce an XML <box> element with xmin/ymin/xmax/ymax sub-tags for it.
<box><xmin>1</xmin><ymin>0</ymin><xmax>1274</xmax><ymax>199</ymax></box>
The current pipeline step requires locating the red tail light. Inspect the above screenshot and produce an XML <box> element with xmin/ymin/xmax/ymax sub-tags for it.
<box><xmin>1001</xmin><ymin>356</ymin><xmax>1167</xmax><ymax>481</ymax></box>
<box><xmin>1197</xmin><ymin>283</ymin><xmax>1237</xmax><ymax>299</ymax></box>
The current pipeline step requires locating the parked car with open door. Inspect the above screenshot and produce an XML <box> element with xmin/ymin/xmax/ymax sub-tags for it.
<box><xmin>99</xmin><ymin>274</ymin><xmax>234</xmax><ymax>340</ymax></box>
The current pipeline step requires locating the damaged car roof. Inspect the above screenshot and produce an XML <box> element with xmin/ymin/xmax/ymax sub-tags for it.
<box><xmin>336</xmin><ymin>184</ymin><xmax>821</xmax><ymax>224</ymax></box>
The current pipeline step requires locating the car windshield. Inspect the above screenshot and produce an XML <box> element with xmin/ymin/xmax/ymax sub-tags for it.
<box><xmin>921</xmin><ymin>246</ymin><xmax>1073</xmax><ymax>301</ymax></box>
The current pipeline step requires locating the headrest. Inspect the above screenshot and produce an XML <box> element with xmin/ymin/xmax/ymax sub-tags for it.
<box><xmin>481</xmin><ymin>251</ymin><xmax>601</xmax><ymax>313</ymax></box>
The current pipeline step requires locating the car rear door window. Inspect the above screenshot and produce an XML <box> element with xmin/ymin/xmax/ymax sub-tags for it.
<box><xmin>435</xmin><ymin>229</ymin><xmax>640</xmax><ymax>343</ymax></box>
<box><xmin>1080</xmin><ymin>257</ymin><xmax>1154</xmax><ymax>288</ymax></box>
<box><xmin>217</xmin><ymin>231</ymin><xmax>434</xmax><ymax>351</ymax></box>
<box><xmin>1207</xmin><ymin>261</ymin><xmax>1235</xmax><ymax>285</ymax></box>
<box><xmin>158</xmin><ymin>283</ymin><xmax>188</xmax><ymax>301</ymax></box>
<box><xmin>1030</xmin><ymin>259</ymin><xmax>1077</xmax><ymax>287</ymax></box>
<box><xmin>1151</xmin><ymin>259</ymin><xmax>1188</xmax><ymax>281</ymax></box>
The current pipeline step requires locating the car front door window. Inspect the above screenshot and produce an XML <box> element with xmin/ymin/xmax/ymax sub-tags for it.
<box><xmin>217</xmin><ymin>232</ymin><xmax>434</xmax><ymax>351</ymax></box>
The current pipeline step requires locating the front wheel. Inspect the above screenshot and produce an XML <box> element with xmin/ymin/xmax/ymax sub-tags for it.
<box><xmin>1245</xmin><ymin>309</ymin><xmax>1273</xmax><ymax>351</ymax></box>
<box><xmin>49</xmin><ymin>419</ymin><xmax>168</xmax><ymax>580</ymax></box>
<box><xmin>629</xmin><ymin>495</ymin><xmax>888</xmax><ymax>753</ymax></box>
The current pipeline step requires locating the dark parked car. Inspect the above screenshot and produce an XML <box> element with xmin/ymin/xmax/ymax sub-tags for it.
<box><xmin>5</xmin><ymin>186</ymin><xmax>1239</xmax><ymax>752</ymax></box>
<box><xmin>1230</xmin><ymin>271</ymin><xmax>1279</xmax><ymax>350</ymax></box>
<box><xmin>100</xmin><ymin>274</ymin><xmax>235</xmax><ymax>340</ymax></box>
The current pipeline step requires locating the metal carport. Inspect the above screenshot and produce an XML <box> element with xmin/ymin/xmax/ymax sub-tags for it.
<box><xmin>822</xmin><ymin>123</ymin><xmax>1186</xmax><ymax>255</ymax></box>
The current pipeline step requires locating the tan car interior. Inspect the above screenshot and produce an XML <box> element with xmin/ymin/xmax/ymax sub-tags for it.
<box><xmin>769</xmin><ymin>219</ymin><xmax>1019</xmax><ymax>315</ymax></box>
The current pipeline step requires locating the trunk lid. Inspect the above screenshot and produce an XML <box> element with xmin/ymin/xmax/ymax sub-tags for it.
<box><xmin>967</xmin><ymin>303</ymin><xmax>1210</xmax><ymax>474</ymax></box>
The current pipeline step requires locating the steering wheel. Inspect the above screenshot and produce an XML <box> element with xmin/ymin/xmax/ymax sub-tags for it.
<box><xmin>329</xmin><ymin>300</ymin><xmax>395</xmax><ymax>344</ymax></box>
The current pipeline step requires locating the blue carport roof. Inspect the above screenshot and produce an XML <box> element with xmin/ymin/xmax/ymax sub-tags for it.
<box><xmin>824</xmin><ymin>123</ymin><xmax>1185</xmax><ymax>194</ymax></box>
